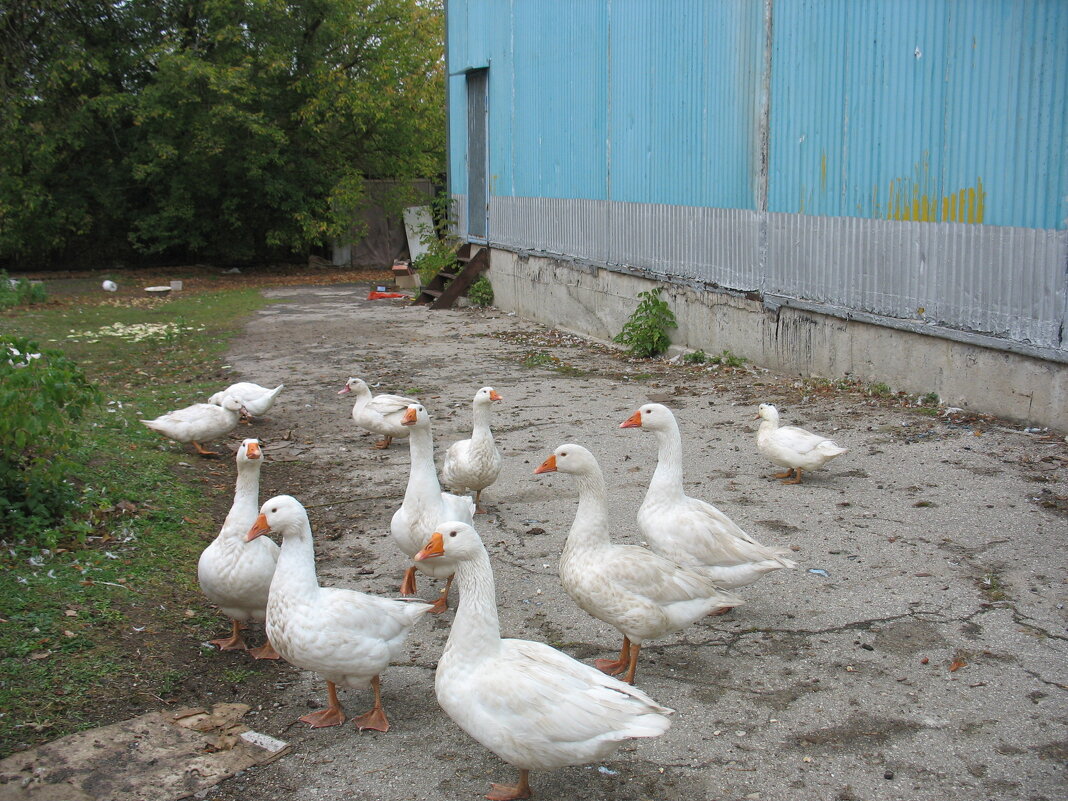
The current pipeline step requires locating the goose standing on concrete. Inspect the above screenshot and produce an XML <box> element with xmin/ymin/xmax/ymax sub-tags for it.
<box><xmin>442</xmin><ymin>386</ymin><xmax>503</xmax><ymax>513</ymax></box>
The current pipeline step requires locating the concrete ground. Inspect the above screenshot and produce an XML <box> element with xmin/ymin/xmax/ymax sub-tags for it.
<box><xmin>200</xmin><ymin>283</ymin><xmax>1066</xmax><ymax>801</ymax></box>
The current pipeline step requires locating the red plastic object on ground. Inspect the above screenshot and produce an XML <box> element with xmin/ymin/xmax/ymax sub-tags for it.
<box><xmin>367</xmin><ymin>291</ymin><xmax>409</xmax><ymax>300</ymax></box>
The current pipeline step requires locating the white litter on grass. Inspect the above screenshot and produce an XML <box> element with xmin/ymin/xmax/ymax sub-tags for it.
<box><xmin>66</xmin><ymin>321</ymin><xmax>205</xmax><ymax>343</ymax></box>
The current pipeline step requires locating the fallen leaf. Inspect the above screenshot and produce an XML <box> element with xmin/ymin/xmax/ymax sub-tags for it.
<box><xmin>949</xmin><ymin>658</ymin><xmax>967</xmax><ymax>672</ymax></box>
<box><xmin>65</xmin><ymin>609</ymin><xmax>79</xmax><ymax>617</ymax></box>
<box><xmin>63</xmin><ymin>630</ymin><xmax>76</xmax><ymax>638</ymax></box>
<box><xmin>30</xmin><ymin>650</ymin><xmax>52</xmax><ymax>660</ymax></box>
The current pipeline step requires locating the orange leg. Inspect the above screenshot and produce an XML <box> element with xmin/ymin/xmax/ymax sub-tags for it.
<box><xmin>210</xmin><ymin>619</ymin><xmax>248</xmax><ymax>652</ymax></box>
<box><xmin>400</xmin><ymin>565</ymin><xmax>418</xmax><ymax>596</ymax></box>
<box><xmin>428</xmin><ymin>575</ymin><xmax>453</xmax><ymax>614</ymax></box>
<box><xmin>192</xmin><ymin>440</ymin><xmax>219</xmax><ymax>456</ymax></box>
<box><xmin>782</xmin><ymin>468</ymin><xmax>804</xmax><ymax>485</ymax></box>
<box><xmin>594</xmin><ymin>635</ymin><xmax>631</xmax><ymax>676</ymax></box>
<box><xmin>352</xmin><ymin>675</ymin><xmax>390</xmax><ymax>732</ymax></box>
<box><xmin>249</xmin><ymin>637</ymin><xmax>281</xmax><ymax>660</ymax></box>
<box><xmin>622</xmin><ymin>642</ymin><xmax>643</xmax><ymax>685</ymax></box>
<box><xmin>486</xmin><ymin>769</ymin><xmax>531</xmax><ymax>801</ymax></box>
<box><xmin>300</xmin><ymin>680</ymin><xmax>346</xmax><ymax>728</ymax></box>
<box><xmin>772</xmin><ymin>468</ymin><xmax>795</xmax><ymax>480</ymax></box>
<box><xmin>373</xmin><ymin>436</ymin><xmax>393</xmax><ymax>449</ymax></box>
<box><xmin>474</xmin><ymin>489</ymin><xmax>487</xmax><ymax>515</ymax></box>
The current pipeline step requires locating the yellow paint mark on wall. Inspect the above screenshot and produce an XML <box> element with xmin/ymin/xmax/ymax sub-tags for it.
<box><xmin>820</xmin><ymin>152</ymin><xmax>827</xmax><ymax>194</ymax></box>
<box><xmin>885</xmin><ymin>176</ymin><xmax>985</xmax><ymax>224</ymax></box>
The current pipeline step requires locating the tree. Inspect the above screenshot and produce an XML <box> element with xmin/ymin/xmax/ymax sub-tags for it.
<box><xmin>0</xmin><ymin>0</ymin><xmax>445</xmax><ymax>267</ymax></box>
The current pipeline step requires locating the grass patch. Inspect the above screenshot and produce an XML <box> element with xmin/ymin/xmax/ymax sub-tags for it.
<box><xmin>0</xmin><ymin>286</ymin><xmax>268</xmax><ymax>756</ymax></box>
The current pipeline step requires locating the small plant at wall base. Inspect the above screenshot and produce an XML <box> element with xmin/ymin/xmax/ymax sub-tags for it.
<box><xmin>467</xmin><ymin>275</ymin><xmax>493</xmax><ymax>306</ymax></box>
<box><xmin>614</xmin><ymin>287</ymin><xmax>678</xmax><ymax>358</ymax></box>
<box><xmin>412</xmin><ymin>193</ymin><xmax>460</xmax><ymax>284</ymax></box>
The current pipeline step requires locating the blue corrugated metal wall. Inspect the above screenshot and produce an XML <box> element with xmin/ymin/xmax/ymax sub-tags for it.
<box><xmin>446</xmin><ymin>0</ymin><xmax>1068</xmax><ymax>352</ymax></box>
<box><xmin>450</xmin><ymin>0</ymin><xmax>1067</xmax><ymax>229</ymax></box>
<box><xmin>769</xmin><ymin>0</ymin><xmax>1068</xmax><ymax>229</ymax></box>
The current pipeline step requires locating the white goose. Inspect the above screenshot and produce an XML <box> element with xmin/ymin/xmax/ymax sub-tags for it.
<box><xmin>247</xmin><ymin>495</ymin><xmax>433</xmax><ymax>730</ymax></box>
<box><xmin>442</xmin><ymin>386</ymin><xmax>503</xmax><ymax>513</ymax></box>
<box><xmin>390</xmin><ymin>404</ymin><xmax>475</xmax><ymax>612</ymax></box>
<box><xmin>209</xmin><ymin>382</ymin><xmax>284</xmax><ymax>421</ymax></box>
<box><xmin>140</xmin><ymin>395</ymin><xmax>245</xmax><ymax>455</ymax></box>
<box><xmin>197</xmin><ymin>439</ymin><xmax>279</xmax><ymax>658</ymax></box>
<box><xmin>416</xmin><ymin>521</ymin><xmax>672</xmax><ymax>801</ymax></box>
<box><xmin>755</xmin><ymin>403</ymin><xmax>848</xmax><ymax>484</ymax></box>
<box><xmin>535</xmin><ymin>444</ymin><xmax>742</xmax><ymax>685</ymax></box>
<box><xmin>621</xmin><ymin>403</ymin><xmax>796</xmax><ymax>587</ymax></box>
<box><xmin>339</xmin><ymin>377</ymin><xmax>418</xmax><ymax>449</ymax></box>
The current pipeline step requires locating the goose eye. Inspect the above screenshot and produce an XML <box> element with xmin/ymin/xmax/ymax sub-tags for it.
<box><xmin>449</xmin><ymin>530</ymin><xmax>458</xmax><ymax>538</ymax></box>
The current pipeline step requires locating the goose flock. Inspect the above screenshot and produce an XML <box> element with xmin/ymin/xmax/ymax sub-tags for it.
<box><xmin>147</xmin><ymin>376</ymin><xmax>848</xmax><ymax>799</ymax></box>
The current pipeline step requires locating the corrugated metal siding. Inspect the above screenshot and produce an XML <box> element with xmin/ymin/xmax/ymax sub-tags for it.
<box><xmin>768</xmin><ymin>0</ymin><xmax>1068</xmax><ymax>229</ymax></box>
<box><xmin>608</xmin><ymin>0</ymin><xmax>764</xmax><ymax>207</ymax></box>
<box><xmin>447</xmin><ymin>0</ymin><xmax>1068</xmax><ymax>353</ymax></box>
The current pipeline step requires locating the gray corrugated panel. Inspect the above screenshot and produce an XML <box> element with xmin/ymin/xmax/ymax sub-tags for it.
<box><xmin>765</xmin><ymin>213</ymin><xmax>1067</xmax><ymax>348</ymax></box>
<box><xmin>487</xmin><ymin>195</ymin><xmax>1066</xmax><ymax>351</ymax></box>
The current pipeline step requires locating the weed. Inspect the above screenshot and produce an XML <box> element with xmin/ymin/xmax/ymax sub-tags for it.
<box><xmin>222</xmin><ymin>667</ymin><xmax>256</xmax><ymax>684</ymax></box>
<box><xmin>613</xmin><ymin>287</ymin><xmax>677</xmax><ymax>358</ymax></box>
<box><xmin>522</xmin><ymin>351</ymin><xmax>556</xmax><ymax>368</ymax></box>
<box><xmin>710</xmin><ymin>349</ymin><xmax>747</xmax><ymax>368</ymax></box>
<box><xmin>0</xmin><ymin>272</ymin><xmax>47</xmax><ymax>309</ymax></box>
<box><xmin>682</xmin><ymin>350</ymin><xmax>707</xmax><ymax>364</ymax></box>
<box><xmin>979</xmin><ymin>571</ymin><xmax>1008</xmax><ymax>602</ymax></box>
<box><xmin>868</xmin><ymin>382</ymin><xmax>893</xmax><ymax>398</ymax></box>
<box><xmin>920</xmin><ymin>391</ymin><xmax>940</xmax><ymax>406</ymax></box>
<box><xmin>467</xmin><ymin>275</ymin><xmax>493</xmax><ymax>306</ymax></box>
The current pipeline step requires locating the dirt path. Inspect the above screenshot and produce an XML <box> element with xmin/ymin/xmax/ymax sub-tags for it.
<box><xmin>198</xmin><ymin>283</ymin><xmax>1066</xmax><ymax>801</ymax></box>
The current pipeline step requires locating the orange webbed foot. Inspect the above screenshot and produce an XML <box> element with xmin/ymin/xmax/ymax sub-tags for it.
<box><xmin>353</xmin><ymin>706</ymin><xmax>390</xmax><ymax>732</ymax></box>
<box><xmin>300</xmin><ymin>706</ymin><xmax>346</xmax><ymax>728</ymax></box>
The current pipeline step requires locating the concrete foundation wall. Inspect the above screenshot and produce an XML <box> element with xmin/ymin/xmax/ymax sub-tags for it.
<box><xmin>488</xmin><ymin>249</ymin><xmax>1068</xmax><ymax>429</ymax></box>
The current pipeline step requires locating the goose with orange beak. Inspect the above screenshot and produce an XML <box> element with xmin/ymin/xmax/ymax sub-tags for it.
<box><xmin>140</xmin><ymin>395</ymin><xmax>247</xmax><ymax>456</ymax></box>
<box><xmin>755</xmin><ymin>402</ymin><xmax>848</xmax><ymax>484</ymax></box>
<box><xmin>198</xmin><ymin>438</ymin><xmax>280</xmax><ymax>658</ymax></box>
<box><xmin>415</xmin><ymin>521</ymin><xmax>672</xmax><ymax>801</ymax></box>
<box><xmin>534</xmin><ymin>444</ymin><xmax>741</xmax><ymax>685</ymax></box>
<box><xmin>247</xmin><ymin>494</ymin><xmax>433</xmax><ymax>730</ymax></box>
<box><xmin>339</xmin><ymin>376</ymin><xmax>418</xmax><ymax>449</ymax></box>
<box><xmin>390</xmin><ymin>404</ymin><xmax>475</xmax><ymax>612</ymax></box>
<box><xmin>442</xmin><ymin>386</ymin><xmax>504</xmax><ymax>513</ymax></box>
<box><xmin>620</xmin><ymin>403</ymin><xmax>796</xmax><ymax>587</ymax></box>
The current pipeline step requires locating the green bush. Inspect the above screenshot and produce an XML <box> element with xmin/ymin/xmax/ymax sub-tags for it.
<box><xmin>0</xmin><ymin>273</ymin><xmax>47</xmax><ymax>309</ymax></box>
<box><xmin>412</xmin><ymin>193</ymin><xmax>460</xmax><ymax>284</ymax></box>
<box><xmin>0</xmin><ymin>336</ymin><xmax>102</xmax><ymax>547</ymax></box>
<box><xmin>614</xmin><ymin>287</ymin><xmax>678</xmax><ymax>358</ymax></box>
<box><xmin>468</xmin><ymin>275</ymin><xmax>493</xmax><ymax>306</ymax></box>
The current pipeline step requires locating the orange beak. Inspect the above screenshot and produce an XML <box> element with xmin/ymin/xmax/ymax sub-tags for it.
<box><xmin>533</xmin><ymin>454</ymin><xmax>557</xmax><ymax>474</ymax></box>
<box><xmin>246</xmin><ymin>441</ymin><xmax>262</xmax><ymax>459</ymax></box>
<box><xmin>489</xmin><ymin>390</ymin><xmax>503</xmax><ymax>401</ymax></box>
<box><xmin>414</xmin><ymin>531</ymin><xmax>444</xmax><ymax>560</ymax></box>
<box><xmin>400</xmin><ymin>406</ymin><xmax>418</xmax><ymax>426</ymax></box>
<box><xmin>620</xmin><ymin>410</ymin><xmax>642</xmax><ymax>428</ymax></box>
<box><xmin>246</xmin><ymin>513</ymin><xmax>270</xmax><ymax>541</ymax></box>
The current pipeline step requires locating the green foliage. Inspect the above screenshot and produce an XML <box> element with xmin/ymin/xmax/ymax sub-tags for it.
<box><xmin>0</xmin><ymin>286</ymin><xmax>265</xmax><ymax>755</ymax></box>
<box><xmin>0</xmin><ymin>336</ymin><xmax>102</xmax><ymax>546</ymax></box>
<box><xmin>614</xmin><ymin>287</ymin><xmax>678</xmax><ymax>358</ymax></box>
<box><xmin>868</xmin><ymin>382</ymin><xmax>893</xmax><ymax>398</ymax></box>
<box><xmin>920</xmin><ymin>391</ymin><xmax>940</xmax><ymax>406</ymax></box>
<box><xmin>0</xmin><ymin>273</ymin><xmax>47</xmax><ymax>309</ymax></box>
<box><xmin>682</xmin><ymin>349</ymin><xmax>707</xmax><ymax>364</ymax></box>
<box><xmin>468</xmin><ymin>275</ymin><xmax>493</xmax><ymax>306</ymax></box>
<box><xmin>412</xmin><ymin>193</ymin><xmax>459</xmax><ymax>283</ymax></box>
<box><xmin>0</xmin><ymin>0</ymin><xmax>446</xmax><ymax>267</ymax></box>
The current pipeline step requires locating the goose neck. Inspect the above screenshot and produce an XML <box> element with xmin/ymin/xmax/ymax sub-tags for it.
<box><xmin>565</xmin><ymin>467</ymin><xmax>611</xmax><ymax>548</ymax></box>
<box><xmin>648</xmin><ymin>426</ymin><xmax>686</xmax><ymax>499</ymax></box>
<box><xmin>404</xmin><ymin>426</ymin><xmax>441</xmax><ymax>501</ymax></box>
<box><xmin>470</xmin><ymin>403</ymin><xmax>494</xmax><ymax>441</ymax></box>
<box><xmin>222</xmin><ymin>463</ymin><xmax>261</xmax><ymax>536</ymax></box>
<box><xmin>444</xmin><ymin>550</ymin><xmax>501</xmax><ymax>661</ymax></box>
<box><xmin>271</xmin><ymin>526</ymin><xmax>320</xmax><ymax>596</ymax></box>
